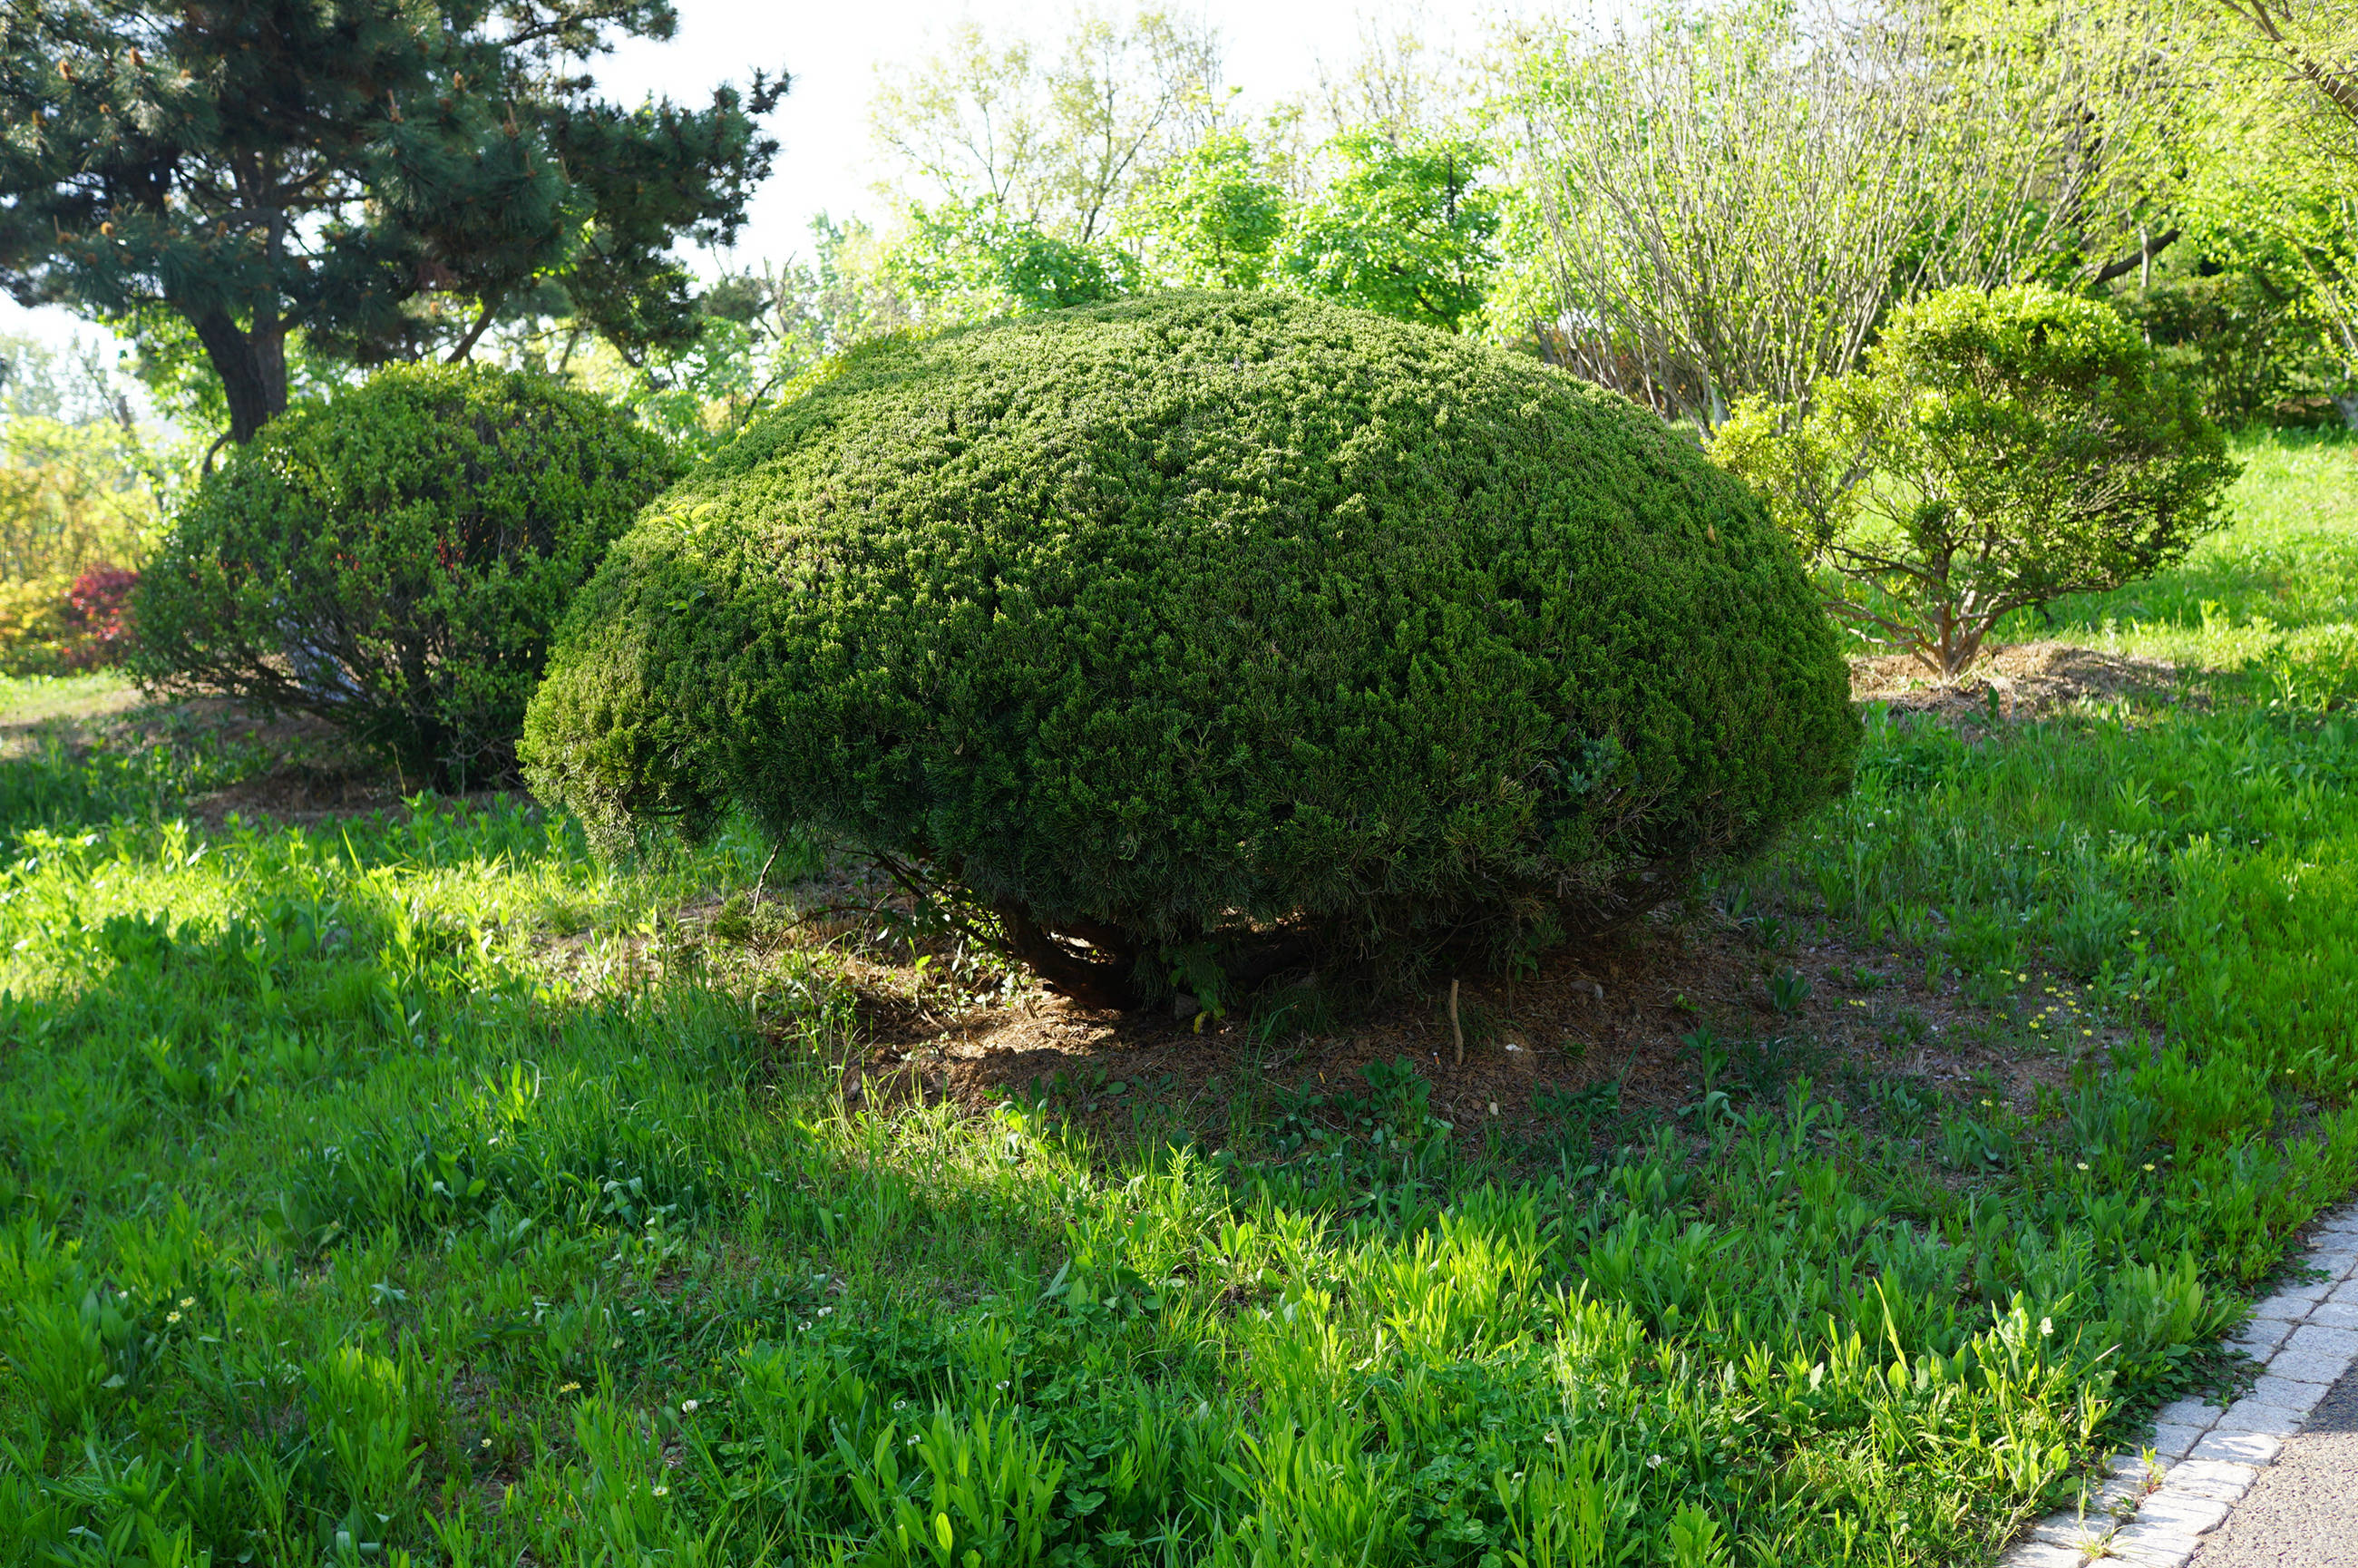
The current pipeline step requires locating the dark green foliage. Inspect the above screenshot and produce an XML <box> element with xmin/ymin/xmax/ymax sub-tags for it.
<box><xmin>134</xmin><ymin>365</ymin><xmax>680</xmax><ymax>789</ymax></box>
<box><xmin>2111</xmin><ymin>269</ymin><xmax>2322</xmax><ymax>425</ymax></box>
<box><xmin>0</xmin><ymin>0</ymin><xmax>783</xmax><ymax>441</ymax></box>
<box><xmin>523</xmin><ymin>291</ymin><xmax>1856</xmax><ymax>1006</ymax></box>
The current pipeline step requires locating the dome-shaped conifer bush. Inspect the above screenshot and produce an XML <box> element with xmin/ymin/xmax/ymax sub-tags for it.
<box><xmin>135</xmin><ymin>365</ymin><xmax>680</xmax><ymax>791</ymax></box>
<box><xmin>522</xmin><ymin>292</ymin><xmax>1858</xmax><ymax>1008</ymax></box>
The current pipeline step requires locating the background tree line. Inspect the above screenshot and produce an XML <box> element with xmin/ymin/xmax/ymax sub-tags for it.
<box><xmin>12</xmin><ymin>0</ymin><xmax>2358</xmax><ymax>451</ymax></box>
<box><xmin>712</xmin><ymin>0</ymin><xmax>2358</xmax><ymax>443</ymax></box>
<box><xmin>5</xmin><ymin>0</ymin><xmax>2358</xmax><ymax>677</ymax></box>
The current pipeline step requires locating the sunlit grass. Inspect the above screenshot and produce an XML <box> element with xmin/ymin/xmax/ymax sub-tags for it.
<box><xmin>0</xmin><ymin>669</ymin><xmax>138</xmax><ymax>729</ymax></box>
<box><xmin>1993</xmin><ymin>427</ymin><xmax>2358</xmax><ymax>687</ymax></box>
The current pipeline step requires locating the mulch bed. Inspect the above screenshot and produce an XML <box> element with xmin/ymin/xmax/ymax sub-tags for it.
<box><xmin>814</xmin><ymin>641</ymin><xmax>2160</xmax><ymax>1143</ymax></box>
<box><xmin>1850</xmin><ymin>639</ymin><xmax>2194</xmax><ymax>730</ymax></box>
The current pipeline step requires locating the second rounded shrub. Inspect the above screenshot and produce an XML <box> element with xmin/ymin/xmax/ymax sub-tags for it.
<box><xmin>523</xmin><ymin>291</ymin><xmax>1858</xmax><ymax>1004</ymax></box>
<box><xmin>134</xmin><ymin>365</ymin><xmax>682</xmax><ymax>789</ymax></box>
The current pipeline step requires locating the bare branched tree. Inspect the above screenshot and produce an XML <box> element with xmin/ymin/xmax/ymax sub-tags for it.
<box><xmin>872</xmin><ymin>9</ymin><xmax>1223</xmax><ymax>242</ymax></box>
<box><xmin>1497</xmin><ymin>1</ymin><xmax>2187</xmax><ymax>429</ymax></box>
<box><xmin>2217</xmin><ymin>0</ymin><xmax>2358</xmax><ymax>122</ymax></box>
<box><xmin>1314</xmin><ymin>4</ymin><xmax>1467</xmax><ymax>144</ymax></box>
<box><xmin>871</xmin><ymin>26</ymin><xmax>1048</xmax><ymax>218</ymax></box>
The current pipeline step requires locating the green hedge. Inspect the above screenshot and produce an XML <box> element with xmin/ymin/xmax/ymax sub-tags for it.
<box><xmin>523</xmin><ymin>291</ymin><xmax>1857</xmax><ymax>1005</ymax></box>
<box><xmin>133</xmin><ymin>365</ymin><xmax>680</xmax><ymax>789</ymax></box>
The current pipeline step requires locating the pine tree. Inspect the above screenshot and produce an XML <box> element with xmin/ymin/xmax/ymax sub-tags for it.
<box><xmin>0</xmin><ymin>0</ymin><xmax>784</xmax><ymax>442</ymax></box>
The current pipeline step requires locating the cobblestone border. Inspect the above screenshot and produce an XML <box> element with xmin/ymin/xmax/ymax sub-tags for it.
<box><xmin>1999</xmin><ymin>1202</ymin><xmax>2358</xmax><ymax>1568</ymax></box>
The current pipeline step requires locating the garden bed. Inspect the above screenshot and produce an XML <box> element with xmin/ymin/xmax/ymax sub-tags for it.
<box><xmin>813</xmin><ymin>884</ymin><xmax>2082</xmax><ymax>1159</ymax></box>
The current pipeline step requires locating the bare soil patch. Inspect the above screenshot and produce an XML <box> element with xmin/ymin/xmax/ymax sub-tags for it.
<box><xmin>1850</xmin><ymin>639</ymin><xmax>2189</xmax><ymax>726</ymax></box>
<box><xmin>804</xmin><ymin>897</ymin><xmax>2088</xmax><ymax>1152</ymax></box>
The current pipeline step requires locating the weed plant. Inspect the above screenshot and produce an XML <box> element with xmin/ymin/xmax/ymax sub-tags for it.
<box><xmin>3</xmin><ymin>439</ymin><xmax>2357</xmax><ymax>1565</ymax></box>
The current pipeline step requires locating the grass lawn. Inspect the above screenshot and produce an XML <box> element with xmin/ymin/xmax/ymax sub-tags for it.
<box><xmin>4</xmin><ymin>428</ymin><xmax>2358</xmax><ymax>1566</ymax></box>
<box><xmin>0</xmin><ymin>672</ymin><xmax>141</xmax><ymax>735</ymax></box>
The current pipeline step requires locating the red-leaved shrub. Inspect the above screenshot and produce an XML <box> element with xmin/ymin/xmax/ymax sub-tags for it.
<box><xmin>56</xmin><ymin>564</ymin><xmax>138</xmax><ymax>669</ymax></box>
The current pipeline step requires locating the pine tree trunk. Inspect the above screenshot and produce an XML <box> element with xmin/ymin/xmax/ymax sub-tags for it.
<box><xmin>190</xmin><ymin>306</ymin><xmax>289</xmax><ymax>443</ymax></box>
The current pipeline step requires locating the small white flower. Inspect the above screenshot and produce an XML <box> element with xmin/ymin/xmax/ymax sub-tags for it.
<box><xmin>1543</xmin><ymin>1430</ymin><xmax>1559</xmax><ymax>1445</ymax></box>
<box><xmin>2075</xmin><ymin>1162</ymin><xmax>2090</xmax><ymax>1172</ymax></box>
<box><xmin>652</xmin><ymin>1485</ymin><xmax>668</xmax><ymax>1498</ymax></box>
<box><xmin>481</xmin><ymin>1438</ymin><xmax>492</xmax><ymax>1449</ymax></box>
<box><xmin>680</xmin><ymin>1399</ymin><xmax>699</xmax><ymax>1414</ymax></box>
<box><xmin>995</xmin><ymin>1379</ymin><xmax>1008</xmax><ymax>1390</ymax></box>
<box><xmin>817</xmin><ymin>1307</ymin><xmax>833</xmax><ymax>1317</ymax></box>
<box><xmin>1647</xmin><ymin>1454</ymin><xmax>1664</xmax><ymax>1468</ymax></box>
<box><xmin>2040</xmin><ymin>1317</ymin><xmax>2054</xmax><ymax>1337</ymax></box>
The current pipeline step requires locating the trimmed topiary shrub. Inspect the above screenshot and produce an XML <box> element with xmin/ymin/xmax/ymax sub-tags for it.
<box><xmin>133</xmin><ymin>365</ymin><xmax>681</xmax><ymax>789</ymax></box>
<box><xmin>1711</xmin><ymin>284</ymin><xmax>2239</xmax><ymax>676</ymax></box>
<box><xmin>522</xmin><ymin>291</ymin><xmax>1857</xmax><ymax>1007</ymax></box>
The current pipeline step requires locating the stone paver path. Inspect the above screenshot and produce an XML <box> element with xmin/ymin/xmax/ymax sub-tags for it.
<box><xmin>1999</xmin><ymin>1203</ymin><xmax>2358</xmax><ymax>1568</ymax></box>
<box><xmin>2187</xmin><ymin>1358</ymin><xmax>2358</xmax><ymax>1567</ymax></box>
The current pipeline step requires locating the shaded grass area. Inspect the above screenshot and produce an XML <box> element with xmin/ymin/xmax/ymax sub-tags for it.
<box><xmin>5</xmin><ymin>479</ymin><xmax>2358</xmax><ymax>1563</ymax></box>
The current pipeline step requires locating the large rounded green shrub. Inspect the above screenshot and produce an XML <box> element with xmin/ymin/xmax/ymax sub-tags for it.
<box><xmin>523</xmin><ymin>292</ymin><xmax>1857</xmax><ymax>1005</ymax></box>
<box><xmin>134</xmin><ymin>365</ymin><xmax>681</xmax><ymax>789</ymax></box>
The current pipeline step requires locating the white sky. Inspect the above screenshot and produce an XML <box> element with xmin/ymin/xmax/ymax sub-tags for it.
<box><xmin>3</xmin><ymin>0</ymin><xmax>1539</xmax><ymax>356</ymax></box>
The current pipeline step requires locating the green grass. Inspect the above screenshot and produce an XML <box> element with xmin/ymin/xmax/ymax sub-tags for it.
<box><xmin>1987</xmin><ymin>426</ymin><xmax>2358</xmax><ymax>697</ymax></box>
<box><xmin>0</xmin><ymin>670</ymin><xmax>137</xmax><ymax>729</ymax></box>
<box><xmin>4</xmin><ymin>435</ymin><xmax>2358</xmax><ymax>1566</ymax></box>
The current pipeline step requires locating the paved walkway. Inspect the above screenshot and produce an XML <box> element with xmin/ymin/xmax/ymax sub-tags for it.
<box><xmin>2188</xmin><ymin>1359</ymin><xmax>2358</xmax><ymax>1567</ymax></box>
<box><xmin>2001</xmin><ymin>1205</ymin><xmax>2358</xmax><ymax>1568</ymax></box>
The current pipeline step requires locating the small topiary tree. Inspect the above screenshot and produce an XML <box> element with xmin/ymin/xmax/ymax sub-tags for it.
<box><xmin>133</xmin><ymin>365</ymin><xmax>681</xmax><ymax>789</ymax></box>
<box><xmin>522</xmin><ymin>291</ymin><xmax>1858</xmax><ymax>1008</ymax></box>
<box><xmin>1710</xmin><ymin>284</ymin><xmax>2241</xmax><ymax>676</ymax></box>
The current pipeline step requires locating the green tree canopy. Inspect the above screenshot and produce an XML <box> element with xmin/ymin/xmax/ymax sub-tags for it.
<box><xmin>0</xmin><ymin>0</ymin><xmax>784</xmax><ymax>442</ymax></box>
<box><xmin>1125</xmin><ymin>131</ymin><xmax>1289</xmax><ymax>289</ymax></box>
<box><xmin>886</xmin><ymin>200</ymin><xmax>1136</xmax><ymax>324</ymax></box>
<box><xmin>1274</xmin><ymin>131</ymin><xmax>1498</xmax><ymax>334</ymax></box>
